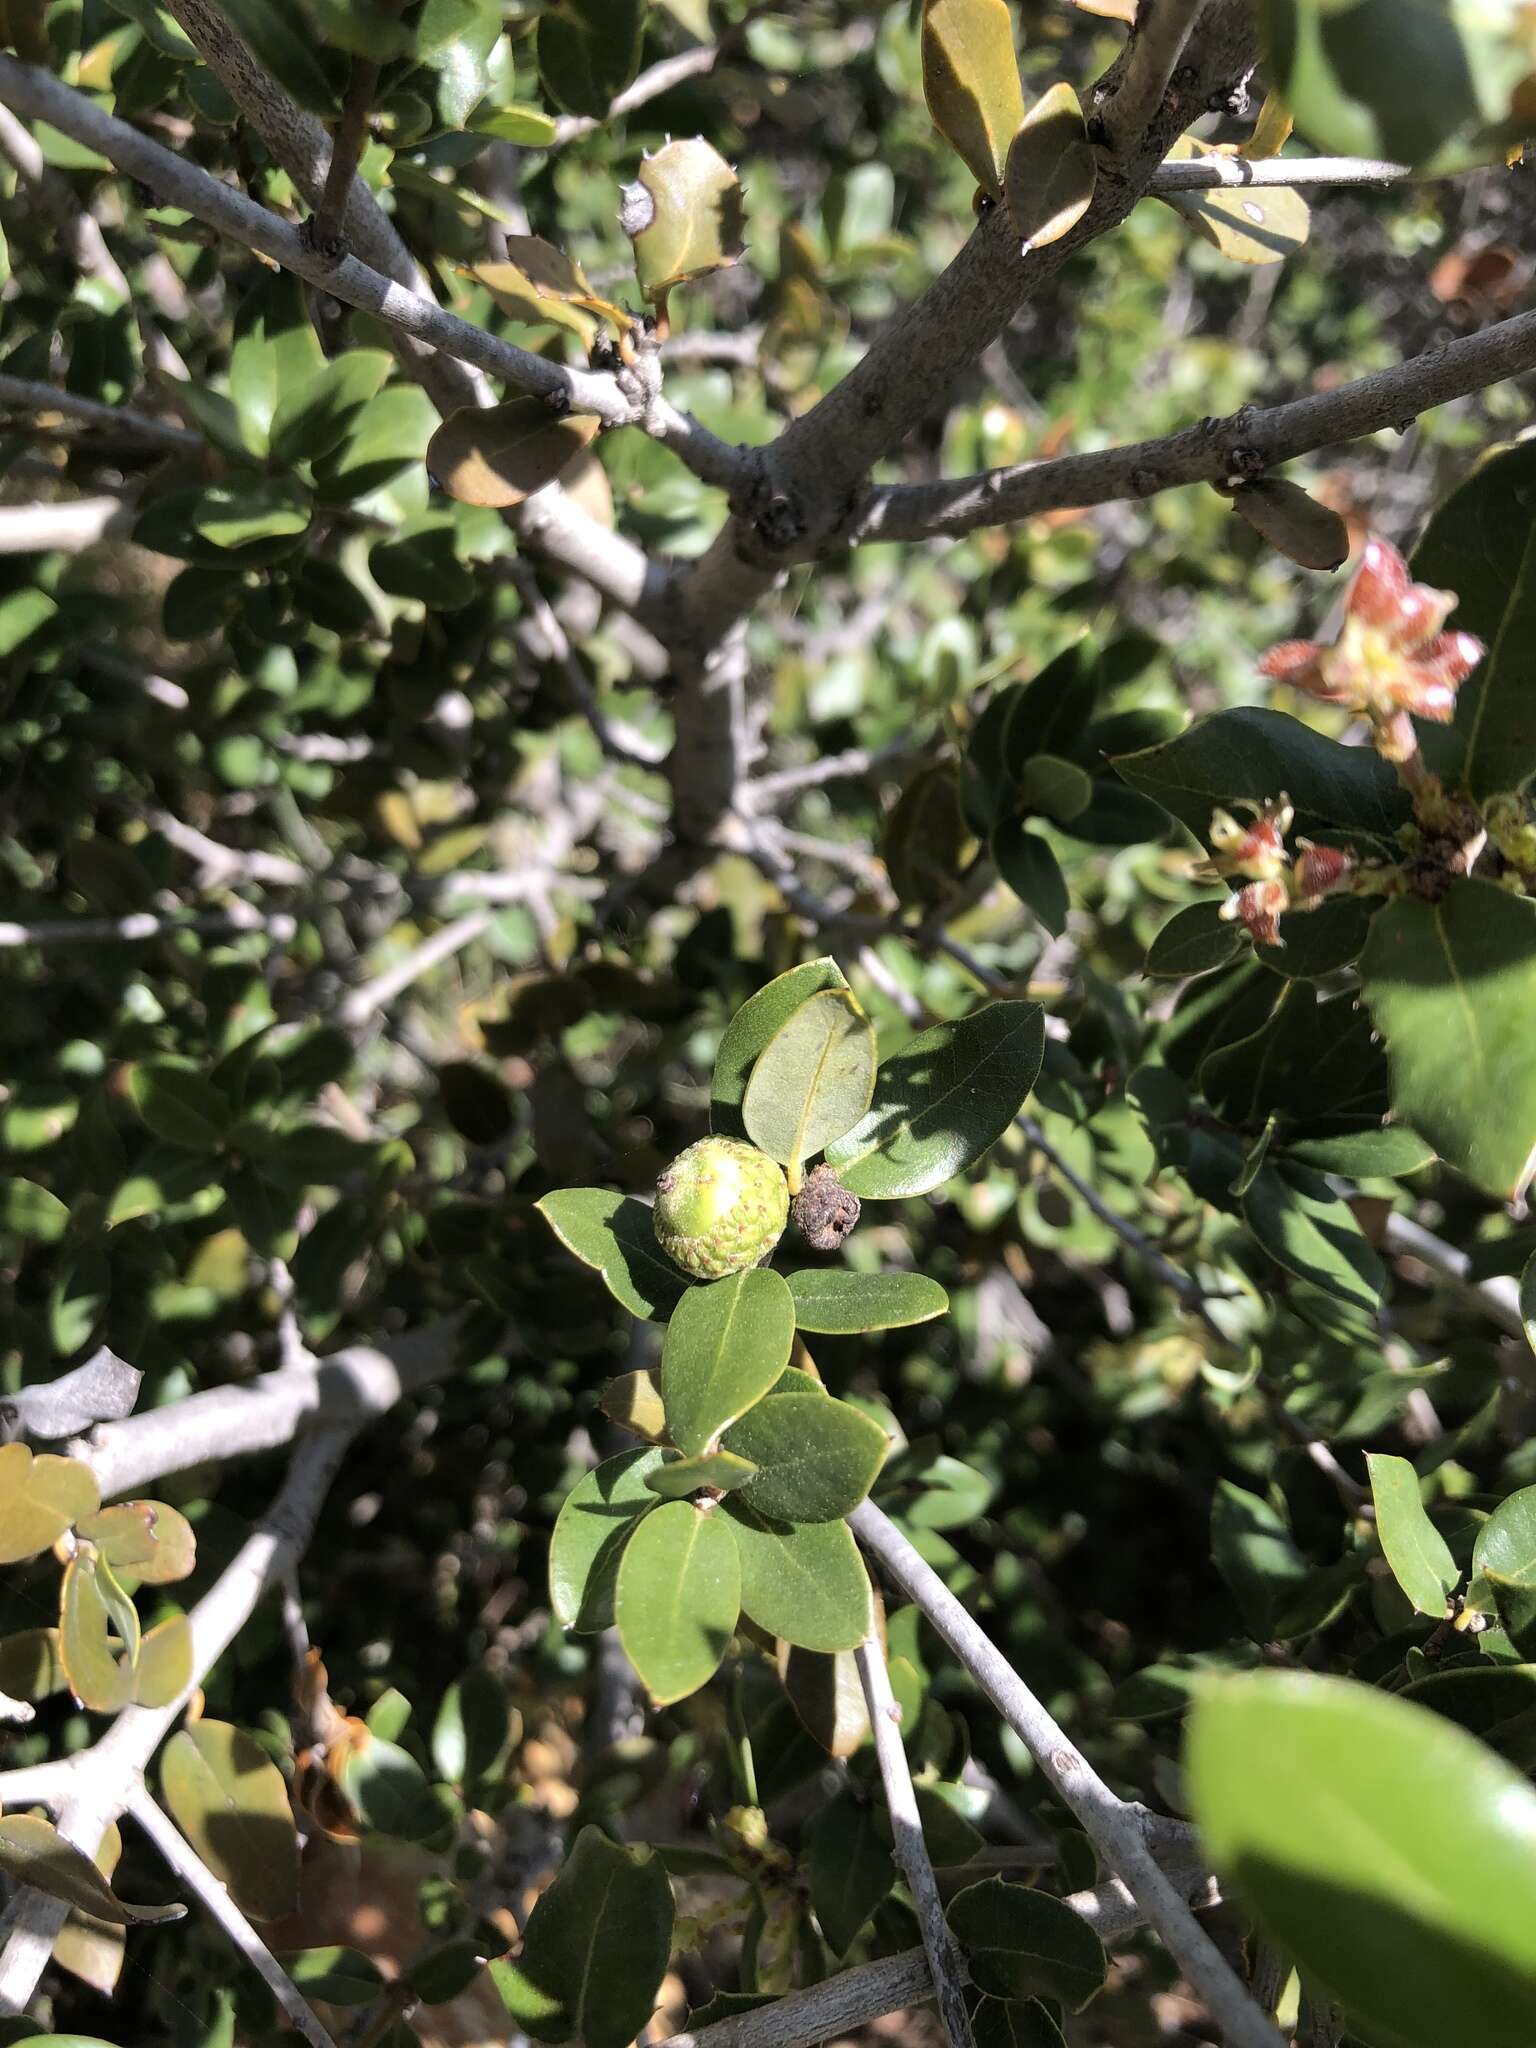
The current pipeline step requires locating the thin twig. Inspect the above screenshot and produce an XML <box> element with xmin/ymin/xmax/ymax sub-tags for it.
<box><xmin>1149</xmin><ymin>152</ymin><xmax>1413</xmax><ymax>192</ymax></box>
<box><xmin>127</xmin><ymin>1790</ymin><xmax>338</xmax><ymax>2048</ymax></box>
<box><xmin>0</xmin><ymin>374</ymin><xmax>201</xmax><ymax>451</ymax></box>
<box><xmin>746</xmin><ymin>742</ymin><xmax>916</xmax><ymax>806</ymax></box>
<box><xmin>509</xmin><ymin>559</ymin><xmax>667</xmax><ymax>767</ymax></box>
<box><xmin>307</xmin><ymin>53</ymin><xmax>381</xmax><ymax>258</ymax></box>
<box><xmin>1384</xmin><ymin>1212</ymin><xmax>1525</xmax><ymax>1340</ymax></box>
<box><xmin>0</xmin><ymin>496</ymin><xmax>135</xmax><ymax>555</ymax></box>
<box><xmin>855</xmin><ymin>1637</ymin><xmax>975</xmax><ymax>2048</ymax></box>
<box><xmin>1103</xmin><ymin>0</ymin><xmax>1206</xmax><ymax>152</ymax></box>
<box><xmin>0</xmin><ymin>58</ymin><xmax>747</xmax><ymax>497</ymax></box>
<box><xmin>336</xmin><ymin>908</ymin><xmax>491</xmax><ymax>1029</ymax></box>
<box><xmin>848</xmin><ymin>1499</ymin><xmax>1286</xmax><ymax>2048</ymax></box>
<box><xmin>0</xmin><ymin>906</ymin><xmax>297</xmax><ymax>949</ymax></box>
<box><xmin>551</xmin><ymin>40</ymin><xmax>725</xmax><ymax>145</ymax></box>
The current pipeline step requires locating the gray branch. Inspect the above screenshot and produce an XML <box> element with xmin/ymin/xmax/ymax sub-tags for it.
<box><xmin>0</xmin><ymin>1348</ymin><xmax>142</xmax><ymax>1446</ymax></box>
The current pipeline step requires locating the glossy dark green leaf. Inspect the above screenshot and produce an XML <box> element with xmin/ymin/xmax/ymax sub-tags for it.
<box><xmin>1359</xmin><ymin>880</ymin><xmax>1536</xmax><ymax>1201</ymax></box>
<box><xmin>550</xmin><ymin>1447</ymin><xmax>669</xmax><ymax>1632</ymax></box>
<box><xmin>725</xmin><ymin>1503</ymin><xmax>873</xmax><ymax>1652</ymax></box>
<box><xmin>1188</xmin><ymin>1671</ymin><xmax>1536</xmax><ymax>2048</ymax></box>
<box><xmin>1017</xmin><ymin>752</ymin><xmax>1093</xmax><ymax>825</ymax></box>
<box><xmin>991</xmin><ymin>818</ymin><xmax>1069</xmax><ymax>936</ymax></box>
<box><xmin>1210</xmin><ymin>1480</ymin><xmax>1309</xmax><ymax>1641</ymax></box>
<box><xmin>515</xmin><ymin>1826</ymin><xmax>674</xmax><ymax>2048</ymax></box>
<box><xmin>1114</xmin><ymin>706</ymin><xmax>1411</xmax><ymax>856</ymax></box>
<box><xmin>972</xmin><ymin>1995</ymin><xmax>1068</xmax><ymax>2048</ymax></box>
<box><xmin>431</xmin><ymin>1668</ymin><xmax>513</xmax><ymax>1786</ymax></box>
<box><xmin>742</xmin><ymin>989</ymin><xmax>877</xmax><ymax>1178</ymax></box>
<box><xmin>615</xmin><ymin>1500</ymin><xmax>741</xmax><ymax>1705</ymax></box>
<box><xmin>784</xmin><ymin>1268</ymin><xmax>948</xmax><ymax>1334</ymax></box>
<box><xmin>1366</xmin><ymin>1455</ymin><xmax>1458</xmax><ymax>1617</ymax></box>
<box><xmin>1413</xmin><ymin>439</ymin><xmax>1536</xmax><ymax>798</ymax></box>
<box><xmin>535</xmin><ymin>1189</ymin><xmax>689</xmax><ymax>1321</ymax></box>
<box><xmin>269</xmin><ymin>350</ymin><xmax>392</xmax><ymax>469</ymax></box>
<box><xmin>809</xmin><ymin>1789</ymin><xmax>894</xmax><ymax>1954</ymax></box>
<box><xmin>536</xmin><ymin>0</ymin><xmax>643</xmax><ymax>119</ymax></box>
<box><xmin>1146</xmin><ymin>900</ymin><xmax>1244</xmax><ymax>979</ymax></box>
<box><xmin>338</xmin><ymin>1730</ymin><xmax>443</xmax><ymax>1841</ymax></box>
<box><xmin>712</xmin><ymin>959</ymin><xmax>852</xmax><ymax>1140</ymax></box>
<box><xmin>722</xmin><ymin>1393</ymin><xmax>889</xmax><ymax>1523</ymax></box>
<box><xmin>1284</xmin><ymin>1125</ymin><xmax>1435</xmax><ymax>1178</ymax></box>
<box><xmin>1258</xmin><ymin>891</ymin><xmax>1378</xmax><ymax>979</ymax></box>
<box><xmin>826</xmin><ymin>1002</ymin><xmax>1045</xmax><ymax>1199</ymax></box>
<box><xmin>1240</xmin><ymin>1162</ymin><xmax>1384</xmax><ymax>1313</ymax></box>
<box><xmin>1199</xmin><ymin>979</ymin><xmax>1388</xmax><ymax>1133</ymax></box>
<box><xmin>946</xmin><ymin>1877</ymin><xmax>1107</xmax><ymax>2011</ymax></box>
<box><xmin>660</xmin><ymin>1268</ymin><xmax>796</xmax><ymax>1457</ymax></box>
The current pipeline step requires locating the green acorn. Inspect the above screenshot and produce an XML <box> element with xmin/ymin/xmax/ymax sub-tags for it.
<box><xmin>653</xmin><ymin>1137</ymin><xmax>789</xmax><ymax>1280</ymax></box>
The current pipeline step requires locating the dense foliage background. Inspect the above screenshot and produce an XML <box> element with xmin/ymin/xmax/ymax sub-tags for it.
<box><xmin>4</xmin><ymin>0</ymin><xmax>1536</xmax><ymax>2043</ymax></box>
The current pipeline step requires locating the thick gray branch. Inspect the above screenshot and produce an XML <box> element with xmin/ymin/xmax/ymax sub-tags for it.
<box><xmin>849</xmin><ymin>305</ymin><xmax>1536</xmax><ymax>547</ymax></box>
<box><xmin>0</xmin><ymin>1348</ymin><xmax>142</xmax><ymax>1445</ymax></box>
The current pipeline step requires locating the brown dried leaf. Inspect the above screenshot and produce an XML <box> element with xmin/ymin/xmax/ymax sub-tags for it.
<box><xmin>1228</xmin><ymin>478</ymin><xmax>1350</xmax><ymax>571</ymax></box>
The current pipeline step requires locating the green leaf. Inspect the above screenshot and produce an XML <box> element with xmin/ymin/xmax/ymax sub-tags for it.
<box><xmin>713</xmin><ymin>959</ymin><xmax>852</xmax><ymax>1141</ymax></box>
<box><xmin>1524</xmin><ymin>1250</ymin><xmax>1536</xmax><ymax>1359</ymax></box>
<box><xmin>277</xmin><ymin>1947</ymin><xmax>386</xmax><ymax>2005</ymax></box>
<box><xmin>809</xmin><ymin>1789</ymin><xmax>895</xmax><ymax>1954</ymax></box>
<box><xmin>1211</xmin><ymin>1480</ymin><xmax>1310</xmax><ymax>1641</ymax></box>
<box><xmin>75</xmin><ymin>1501</ymin><xmax>195</xmax><ymax>1583</ymax></box>
<box><xmin>920</xmin><ymin>0</ymin><xmax>1026</xmax><ymax>197</ymax></box>
<box><xmin>227</xmin><ymin>272</ymin><xmax>326</xmax><ymax>452</ymax></box>
<box><xmin>626</xmin><ymin>139</ymin><xmax>746</xmax><ymax>302</ymax></box>
<box><xmin>972</xmin><ymin>1997</ymin><xmax>1068</xmax><ymax>2048</ymax></box>
<box><xmin>0</xmin><ymin>1445</ymin><xmax>99</xmax><ymax>1564</ymax></box>
<box><xmin>724</xmin><ymin>1504</ymin><xmax>873</xmax><ymax>1652</ymax></box>
<box><xmin>991</xmin><ymin>819</ymin><xmax>1069</xmax><ymax>936</ymax></box>
<box><xmin>742</xmin><ymin>989</ymin><xmax>878</xmax><ymax>1180</ymax></box>
<box><xmin>468</xmin><ymin>240</ymin><xmax>604</xmax><ymax>349</ymax></box>
<box><xmin>1365</xmin><ymin>1454</ymin><xmax>1459</xmax><ymax>1617</ymax></box>
<box><xmin>0</xmin><ymin>1816</ymin><xmax>185</xmax><ymax>1926</ymax></box>
<box><xmin>1261</xmin><ymin>0</ymin><xmax>1535</xmax><ymax>172</ymax></box>
<box><xmin>58</xmin><ymin>1551</ymin><xmax>132</xmax><ymax>1714</ymax></box>
<box><xmin>615</xmin><ymin>1500</ymin><xmax>741</xmax><ymax>1705</ymax></box>
<box><xmin>311</xmin><ymin>383</ymin><xmax>439</xmax><ymax>502</ymax></box>
<box><xmin>535</xmin><ymin>1189</ymin><xmax>689</xmax><ymax>1321</ymax></box>
<box><xmin>660</xmin><ymin>1268</ymin><xmax>796</xmax><ymax>1457</ymax></box>
<box><xmin>127</xmin><ymin>1063</ymin><xmax>231</xmax><ymax>1150</ymax></box>
<box><xmin>778</xmin><ymin>1642</ymin><xmax>870</xmax><ymax>1756</ymax></box>
<box><xmin>1240</xmin><ymin>1162</ymin><xmax>1384</xmax><ymax>1313</ymax></box>
<box><xmin>427</xmin><ymin>399</ymin><xmax>599</xmax><ymax>509</ymax></box>
<box><xmin>722</xmin><ymin>1393</ymin><xmax>889</xmax><ymax>1523</ymax></box>
<box><xmin>1412</xmin><ymin>438</ymin><xmax>1536</xmax><ymax>798</ymax></box>
<box><xmin>825</xmin><ymin>1001</ymin><xmax>1045</xmax><ymax>1200</ymax></box>
<box><xmin>1004</xmin><ymin>83</ymin><xmax>1096</xmax><ymax>253</ymax></box>
<box><xmin>1473</xmin><ymin>1487</ymin><xmax>1536</xmax><ymax>1655</ymax></box>
<box><xmin>1285</xmin><ymin>1125</ymin><xmax>1434</xmax><ymax>1179</ymax></box>
<box><xmin>269</xmin><ymin>350</ymin><xmax>392</xmax><ymax>469</ymax></box>
<box><xmin>160</xmin><ymin>1721</ymin><xmax>299</xmax><ymax>1921</ymax></box>
<box><xmin>1157</xmin><ymin>137</ymin><xmax>1312</xmax><ymax>266</ymax></box>
<box><xmin>1199</xmin><ymin>979</ymin><xmax>1387</xmax><ymax>1132</ymax></box>
<box><xmin>338</xmin><ymin>1730</ymin><xmax>443</xmax><ymax>1841</ymax></box>
<box><xmin>644</xmin><ymin>1449</ymin><xmax>759</xmax><ymax>1499</ymax></box>
<box><xmin>1359</xmin><ymin>880</ymin><xmax>1536</xmax><ymax>1200</ymax></box>
<box><xmin>1146</xmin><ymin>901</ymin><xmax>1244</xmax><ymax>978</ymax></box>
<box><xmin>784</xmin><ymin>1269</ymin><xmax>948</xmax><ymax>1334</ymax></box>
<box><xmin>193</xmin><ymin>476</ymin><xmax>311</xmax><ymax>551</ymax></box>
<box><xmin>515</xmin><ymin>1826</ymin><xmax>674</xmax><ymax>2048</ymax></box>
<box><xmin>536</xmin><ymin>0</ymin><xmax>643</xmax><ymax>119</ymax></box>
<box><xmin>432</xmin><ymin>1668</ymin><xmax>513</xmax><ymax>1786</ymax></box>
<box><xmin>946</xmin><ymin>1876</ymin><xmax>1107</xmax><ymax>2011</ymax></box>
<box><xmin>1114</xmin><ymin>705</ymin><xmax>1411</xmax><ymax>856</ymax></box>
<box><xmin>1187</xmin><ymin>1670</ymin><xmax>1536</xmax><ymax>2048</ymax></box>
<box><xmin>417</xmin><ymin>0</ymin><xmax>500</xmax><ymax>129</ymax></box>
<box><xmin>886</xmin><ymin>1451</ymin><xmax>995</xmax><ymax>1531</ymax></box>
<box><xmin>1016</xmin><ymin>752</ymin><xmax>1093</xmax><ymax>825</ymax></box>
<box><xmin>550</xmin><ymin>1447</ymin><xmax>669</xmax><ymax>1632</ymax></box>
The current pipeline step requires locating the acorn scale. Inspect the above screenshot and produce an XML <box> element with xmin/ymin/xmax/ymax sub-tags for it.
<box><xmin>653</xmin><ymin>1136</ymin><xmax>789</xmax><ymax>1280</ymax></box>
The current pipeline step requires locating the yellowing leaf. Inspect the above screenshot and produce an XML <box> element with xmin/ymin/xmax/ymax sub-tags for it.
<box><xmin>134</xmin><ymin>1613</ymin><xmax>194</xmax><ymax>1707</ymax></box>
<box><xmin>0</xmin><ymin>1444</ymin><xmax>99</xmax><ymax>1563</ymax></box>
<box><xmin>624</xmin><ymin>138</ymin><xmax>745</xmax><ymax>302</ymax></box>
<box><xmin>1066</xmin><ymin>0</ymin><xmax>1133</xmax><ymax>19</ymax></box>
<box><xmin>161</xmin><ymin>1720</ymin><xmax>300</xmax><ymax>1921</ymax></box>
<box><xmin>59</xmin><ymin>1549</ymin><xmax>134</xmax><ymax>1714</ymax></box>
<box><xmin>75</xmin><ymin>1500</ymin><xmax>197</xmax><ymax>1583</ymax></box>
<box><xmin>1004</xmin><ymin>81</ymin><xmax>1098</xmax><ymax>253</ymax></box>
<box><xmin>466</xmin><ymin>237</ymin><xmax>609</xmax><ymax>349</ymax></box>
<box><xmin>1243</xmin><ymin>91</ymin><xmax>1295</xmax><ymax>159</ymax></box>
<box><xmin>922</xmin><ymin>0</ymin><xmax>1026</xmax><ymax>196</ymax></box>
<box><xmin>1158</xmin><ymin>138</ymin><xmax>1312</xmax><ymax>265</ymax></box>
<box><xmin>52</xmin><ymin>1820</ymin><xmax>125</xmax><ymax>1995</ymax></box>
<box><xmin>426</xmin><ymin>399</ymin><xmax>600</xmax><ymax>509</ymax></box>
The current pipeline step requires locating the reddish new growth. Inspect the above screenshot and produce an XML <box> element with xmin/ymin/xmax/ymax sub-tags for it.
<box><xmin>1258</xmin><ymin>536</ymin><xmax>1484</xmax><ymax>764</ymax></box>
<box><xmin>1192</xmin><ymin>796</ymin><xmax>1354</xmax><ymax>948</ymax></box>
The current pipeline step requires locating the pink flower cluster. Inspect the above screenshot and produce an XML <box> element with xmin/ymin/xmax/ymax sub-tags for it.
<box><xmin>1258</xmin><ymin>537</ymin><xmax>1483</xmax><ymax>761</ymax></box>
<box><xmin>1194</xmin><ymin>796</ymin><xmax>1354</xmax><ymax>948</ymax></box>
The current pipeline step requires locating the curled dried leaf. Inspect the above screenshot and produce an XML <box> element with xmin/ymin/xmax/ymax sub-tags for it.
<box><xmin>427</xmin><ymin>399</ymin><xmax>600</xmax><ymax>509</ymax></box>
<box><xmin>1228</xmin><ymin>478</ymin><xmax>1350</xmax><ymax>571</ymax></box>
